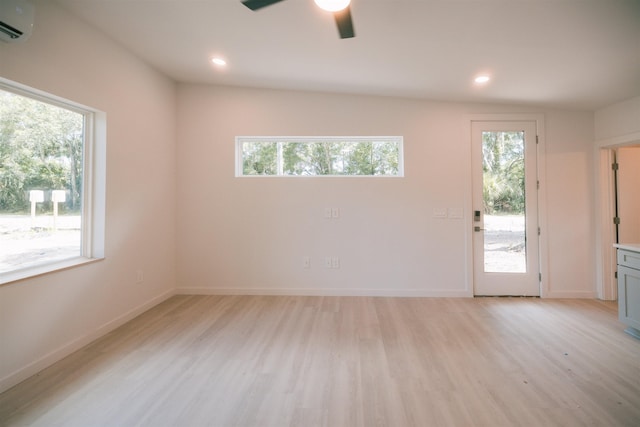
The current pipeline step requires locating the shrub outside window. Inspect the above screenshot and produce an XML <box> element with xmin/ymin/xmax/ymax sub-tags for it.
<box><xmin>237</xmin><ymin>137</ymin><xmax>403</xmax><ymax>177</ymax></box>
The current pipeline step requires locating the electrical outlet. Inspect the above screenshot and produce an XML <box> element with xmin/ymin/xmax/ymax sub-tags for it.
<box><xmin>325</xmin><ymin>257</ymin><xmax>332</xmax><ymax>269</ymax></box>
<box><xmin>303</xmin><ymin>256</ymin><xmax>310</xmax><ymax>269</ymax></box>
<box><xmin>332</xmin><ymin>207</ymin><xmax>340</xmax><ymax>218</ymax></box>
<box><xmin>136</xmin><ymin>270</ymin><xmax>144</xmax><ymax>283</ymax></box>
<box><xmin>324</xmin><ymin>208</ymin><xmax>332</xmax><ymax>218</ymax></box>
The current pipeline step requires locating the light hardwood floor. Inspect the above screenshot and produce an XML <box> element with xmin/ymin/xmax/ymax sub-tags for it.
<box><xmin>1</xmin><ymin>296</ymin><xmax>639</xmax><ymax>426</ymax></box>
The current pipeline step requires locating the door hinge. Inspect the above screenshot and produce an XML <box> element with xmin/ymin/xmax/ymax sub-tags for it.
<box><xmin>539</xmin><ymin>272</ymin><xmax>542</xmax><ymax>282</ymax></box>
<box><xmin>615</xmin><ymin>271</ymin><xmax>618</xmax><ymax>279</ymax></box>
<box><xmin>538</xmin><ymin>227</ymin><xmax>541</xmax><ymax>236</ymax></box>
<box><xmin>536</xmin><ymin>135</ymin><xmax>539</xmax><ymax>144</ymax></box>
<box><xmin>614</xmin><ymin>217</ymin><xmax>621</xmax><ymax>225</ymax></box>
<box><xmin>612</xmin><ymin>162</ymin><xmax>619</xmax><ymax>171</ymax></box>
<box><xmin>537</xmin><ymin>180</ymin><xmax>540</xmax><ymax>190</ymax></box>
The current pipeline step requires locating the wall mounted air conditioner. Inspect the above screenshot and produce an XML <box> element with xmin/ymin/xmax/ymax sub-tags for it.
<box><xmin>0</xmin><ymin>0</ymin><xmax>34</xmax><ymax>42</ymax></box>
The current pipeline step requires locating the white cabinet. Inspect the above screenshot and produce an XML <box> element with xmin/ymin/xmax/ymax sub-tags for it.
<box><xmin>617</xmin><ymin>246</ymin><xmax>640</xmax><ymax>339</ymax></box>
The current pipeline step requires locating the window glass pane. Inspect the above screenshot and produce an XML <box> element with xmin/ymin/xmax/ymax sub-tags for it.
<box><xmin>0</xmin><ymin>89</ymin><xmax>84</xmax><ymax>273</ymax></box>
<box><xmin>481</xmin><ymin>131</ymin><xmax>526</xmax><ymax>273</ymax></box>
<box><xmin>238</xmin><ymin>137</ymin><xmax>402</xmax><ymax>177</ymax></box>
<box><xmin>242</xmin><ymin>141</ymin><xmax>277</xmax><ymax>175</ymax></box>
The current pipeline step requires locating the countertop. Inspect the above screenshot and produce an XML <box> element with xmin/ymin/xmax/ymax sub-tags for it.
<box><xmin>614</xmin><ymin>243</ymin><xmax>640</xmax><ymax>252</ymax></box>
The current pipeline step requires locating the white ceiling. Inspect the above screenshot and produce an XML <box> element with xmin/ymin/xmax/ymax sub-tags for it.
<box><xmin>55</xmin><ymin>0</ymin><xmax>640</xmax><ymax>110</ymax></box>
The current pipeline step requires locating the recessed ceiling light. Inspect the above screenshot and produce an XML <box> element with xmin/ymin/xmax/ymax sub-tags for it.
<box><xmin>314</xmin><ymin>0</ymin><xmax>351</xmax><ymax>12</ymax></box>
<box><xmin>474</xmin><ymin>75</ymin><xmax>490</xmax><ymax>84</ymax></box>
<box><xmin>211</xmin><ymin>57</ymin><xmax>227</xmax><ymax>67</ymax></box>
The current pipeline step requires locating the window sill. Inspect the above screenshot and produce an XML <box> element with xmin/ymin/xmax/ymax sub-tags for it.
<box><xmin>0</xmin><ymin>256</ymin><xmax>104</xmax><ymax>286</ymax></box>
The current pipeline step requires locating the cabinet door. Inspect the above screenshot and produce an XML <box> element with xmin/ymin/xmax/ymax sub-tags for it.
<box><xmin>618</xmin><ymin>265</ymin><xmax>640</xmax><ymax>331</ymax></box>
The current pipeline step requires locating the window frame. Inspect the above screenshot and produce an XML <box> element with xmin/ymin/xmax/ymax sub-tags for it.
<box><xmin>235</xmin><ymin>136</ymin><xmax>404</xmax><ymax>177</ymax></box>
<box><xmin>0</xmin><ymin>78</ymin><xmax>106</xmax><ymax>285</ymax></box>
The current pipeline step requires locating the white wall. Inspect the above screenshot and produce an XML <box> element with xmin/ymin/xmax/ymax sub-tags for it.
<box><xmin>0</xmin><ymin>1</ymin><xmax>177</xmax><ymax>392</ymax></box>
<box><xmin>176</xmin><ymin>84</ymin><xmax>596</xmax><ymax>299</ymax></box>
<box><xmin>544</xmin><ymin>111</ymin><xmax>597</xmax><ymax>297</ymax></box>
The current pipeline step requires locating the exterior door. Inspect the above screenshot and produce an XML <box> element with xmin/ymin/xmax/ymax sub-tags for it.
<box><xmin>472</xmin><ymin>121</ymin><xmax>540</xmax><ymax>296</ymax></box>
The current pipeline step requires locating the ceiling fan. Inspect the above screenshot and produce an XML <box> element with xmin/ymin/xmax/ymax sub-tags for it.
<box><xmin>241</xmin><ymin>0</ymin><xmax>355</xmax><ymax>39</ymax></box>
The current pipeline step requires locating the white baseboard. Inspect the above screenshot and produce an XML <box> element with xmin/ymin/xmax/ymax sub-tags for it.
<box><xmin>0</xmin><ymin>288</ymin><xmax>175</xmax><ymax>394</ymax></box>
<box><xmin>177</xmin><ymin>287</ymin><xmax>598</xmax><ymax>299</ymax></box>
<box><xmin>543</xmin><ymin>290</ymin><xmax>597</xmax><ymax>299</ymax></box>
<box><xmin>176</xmin><ymin>287</ymin><xmax>473</xmax><ymax>298</ymax></box>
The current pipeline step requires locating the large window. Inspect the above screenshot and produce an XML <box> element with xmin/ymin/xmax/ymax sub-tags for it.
<box><xmin>237</xmin><ymin>137</ymin><xmax>403</xmax><ymax>177</ymax></box>
<box><xmin>0</xmin><ymin>80</ymin><xmax>105</xmax><ymax>283</ymax></box>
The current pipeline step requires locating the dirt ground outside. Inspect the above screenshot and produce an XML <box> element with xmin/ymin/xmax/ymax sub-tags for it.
<box><xmin>0</xmin><ymin>214</ymin><xmax>81</xmax><ymax>273</ymax></box>
<box><xmin>483</xmin><ymin>214</ymin><xmax>526</xmax><ymax>273</ymax></box>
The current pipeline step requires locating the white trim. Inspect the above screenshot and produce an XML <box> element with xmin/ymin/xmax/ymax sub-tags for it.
<box><xmin>235</xmin><ymin>136</ymin><xmax>404</xmax><ymax>177</ymax></box>
<box><xmin>595</xmin><ymin>149</ymin><xmax>617</xmax><ymax>300</ymax></box>
<box><xmin>90</xmin><ymin>112</ymin><xmax>107</xmax><ymax>259</ymax></box>
<box><xmin>595</xmin><ymin>131</ymin><xmax>640</xmax><ymax>149</ymax></box>
<box><xmin>0</xmin><ymin>289</ymin><xmax>176</xmax><ymax>393</ymax></box>
<box><xmin>463</xmin><ymin>122</ymin><xmax>474</xmax><ymax>297</ymax></box>
<box><xmin>235</xmin><ymin>174</ymin><xmax>405</xmax><ymax>179</ymax></box>
<box><xmin>535</xmin><ymin>117</ymin><xmax>549</xmax><ymax>298</ymax></box>
<box><xmin>544</xmin><ymin>290</ymin><xmax>597</xmax><ymax>299</ymax></box>
<box><xmin>176</xmin><ymin>287</ymin><xmax>472</xmax><ymax>298</ymax></box>
<box><xmin>0</xmin><ymin>78</ymin><xmax>106</xmax><ymax>282</ymax></box>
<box><xmin>466</xmin><ymin>114</ymin><xmax>548</xmax><ymax>297</ymax></box>
<box><xmin>0</xmin><ymin>257</ymin><xmax>102</xmax><ymax>285</ymax></box>
<box><xmin>594</xmin><ymin>139</ymin><xmax>640</xmax><ymax>301</ymax></box>
<box><xmin>0</xmin><ymin>77</ymin><xmax>96</xmax><ymax>114</ymax></box>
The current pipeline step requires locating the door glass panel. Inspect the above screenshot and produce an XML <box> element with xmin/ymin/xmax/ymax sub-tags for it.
<box><xmin>482</xmin><ymin>131</ymin><xmax>526</xmax><ymax>273</ymax></box>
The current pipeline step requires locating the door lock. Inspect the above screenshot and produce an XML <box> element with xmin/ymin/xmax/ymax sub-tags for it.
<box><xmin>474</xmin><ymin>226</ymin><xmax>485</xmax><ymax>232</ymax></box>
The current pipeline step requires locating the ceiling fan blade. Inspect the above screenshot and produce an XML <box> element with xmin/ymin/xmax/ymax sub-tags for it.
<box><xmin>242</xmin><ymin>0</ymin><xmax>286</xmax><ymax>11</ymax></box>
<box><xmin>334</xmin><ymin>5</ymin><xmax>355</xmax><ymax>39</ymax></box>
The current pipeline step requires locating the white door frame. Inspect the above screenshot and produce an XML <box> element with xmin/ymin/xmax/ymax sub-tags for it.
<box><xmin>594</xmin><ymin>135</ymin><xmax>640</xmax><ymax>300</ymax></box>
<box><xmin>466</xmin><ymin>114</ymin><xmax>549</xmax><ymax>297</ymax></box>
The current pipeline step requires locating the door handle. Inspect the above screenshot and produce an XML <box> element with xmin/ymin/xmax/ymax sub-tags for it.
<box><xmin>474</xmin><ymin>226</ymin><xmax>485</xmax><ymax>232</ymax></box>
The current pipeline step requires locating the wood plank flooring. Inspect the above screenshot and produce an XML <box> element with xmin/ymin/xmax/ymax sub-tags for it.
<box><xmin>1</xmin><ymin>296</ymin><xmax>639</xmax><ymax>426</ymax></box>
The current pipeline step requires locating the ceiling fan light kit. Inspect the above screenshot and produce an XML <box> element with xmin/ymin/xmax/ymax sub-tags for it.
<box><xmin>242</xmin><ymin>0</ymin><xmax>355</xmax><ymax>39</ymax></box>
<box><xmin>314</xmin><ymin>0</ymin><xmax>350</xmax><ymax>12</ymax></box>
